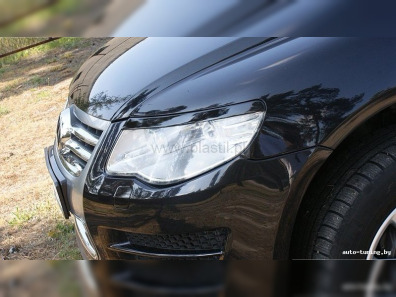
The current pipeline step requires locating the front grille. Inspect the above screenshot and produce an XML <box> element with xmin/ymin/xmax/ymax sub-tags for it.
<box><xmin>56</xmin><ymin>106</ymin><xmax>109</xmax><ymax>176</ymax></box>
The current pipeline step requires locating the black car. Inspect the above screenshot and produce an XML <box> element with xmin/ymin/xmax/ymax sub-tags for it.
<box><xmin>45</xmin><ymin>37</ymin><xmax>396</xmax><ymax>260</ymax></box>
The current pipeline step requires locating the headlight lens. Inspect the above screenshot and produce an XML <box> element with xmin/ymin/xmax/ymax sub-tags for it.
<box><xmin>106</xmin><ymin>111</ymin><xmax>264</xmax><ymax>184</ymax></box>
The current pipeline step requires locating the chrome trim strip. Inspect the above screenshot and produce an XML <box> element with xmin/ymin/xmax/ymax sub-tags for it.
<box><xmin>58</xmin><ymin>155</ymin><xmax>83</xmax><ymax>176</ymax></box>
<box><xmin>74</xmin><ymin>216</ymin><xmax>99</xmax><ymax>260</ymax></box>
<box><xmin>73</xmin><ymin>105</ymin><xmax>111</xmax><ymax>131</ymax></box>
<box><xmin>72</xmin><ymin>126</ymin><xmax>99</xmax><ymax>146</ymax></box>
<box><xmin>109</xmin><ymin>242</ymin><xmax>224</xmax><ymax>259</ymax></box>
<box><xmin>64</xmin><ymin>139</ymin><xmax>91</xmax><ymax>162</ymax></box>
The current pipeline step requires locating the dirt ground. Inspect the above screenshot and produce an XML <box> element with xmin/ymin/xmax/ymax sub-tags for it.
<box><xmin>0</xmin><ymin>261</ymin><xmax>83</xmax><ymax>297</ymax></box>
<box><xmin>0</xmin><ymin>38</ymin><xmax>111</xmax><ymax>259</ymax></box>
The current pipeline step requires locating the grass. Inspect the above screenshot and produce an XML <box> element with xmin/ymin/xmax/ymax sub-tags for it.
<box><xmin>62</xmin><ymin>51</ymin><xmax>73</xmax><ymax>59</ymax></box>
<box><xmin>0</xmin><ymin>106</ymin><xmax>10</xmax><ymax>116</ymax></box>
<box><xmin>0</xmin><ymin>37</ymin><xmax>111</xmax><ymax>259</ymax></box>
<box><xmin>8</xmin><ymin>207</ymin><xmax>34</xmax><ymax>226</ymax></box>
<box><xmin>29</xmin><ymin>75</ymin><xmax>47</xmax><ymax>87</ymax></box>
<box><xmin>4</xmin><ymin>194</ymin><xmax>82</xmax><ymax>259</ymax></box>
<box><xmin>48</xmin><ymin>221</ymin><xmax>75</xmax><ymax>239</ymax></box>
<box><xmin>6</xmin><ymin>198</ymin><xmax>81</xmax><ymax>259</ymax></box>
<box><xmin>8</xmin><ymin>199</ymin><xmax>58</xmax><ymax>227</ymax></box>
<box><xmin>45</xmin><ymin>57</ymin><xmax>58</xmax><ymax>64</ymax></box>
<box><xmin>48</xmin><ymin>221</ymin><xmax>82</xmax><ymax>260</ymax></box>
<box><xmin>35</xmin><ymin>89</ymin><xmax>51</xmax><ymax>101</ymax></box>
<box><xmin>0</xmin><ymin>38</ymin><xmax>87</xmax><ymax>66</ymax></box>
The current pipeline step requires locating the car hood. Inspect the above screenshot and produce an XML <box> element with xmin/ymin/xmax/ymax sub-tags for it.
<box><xmin>69</xmin><ymin>37</ymin><xmax>270</xmax><ymax>121</ymax></box>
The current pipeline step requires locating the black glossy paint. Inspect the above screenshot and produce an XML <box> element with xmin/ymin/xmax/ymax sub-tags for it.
<box><xmin>84</xmin><ymin>143</ymin><xmax>321</xmax><ymax>259</ymax></box>
<box><xmin>71</xmin><ymin>38</ymin><xmax>396</xmax><ymax>158</ymax></box>
<box><xmin>112</xmin><ymin>1</ymin><xmax>396</xmax><ymax>37</ymax></box>
<box><xmin>82</xmin><ymin>114</ymin><xmax>332</xmax><ymax>258</ymax></box>
<box><xmin>58</xmin><ymin>38</ymin><xmax>396</xmax><ymax>259</ymax></box>
<box><xmin>71</xmin><ymin>38</ymin><xmax>270</xmax><ymax>120</ymax></box>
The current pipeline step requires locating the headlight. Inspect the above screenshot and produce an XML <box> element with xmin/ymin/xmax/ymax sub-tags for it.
<box><xmin>106</xmin><ymin>111</ymin><xmax>265</xmax><ymax>184</ymax></box>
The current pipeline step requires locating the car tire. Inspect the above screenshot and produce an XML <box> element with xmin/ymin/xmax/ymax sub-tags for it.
<box><xmin>293</xmin><ymin>125</ymin><xmax>396</xmax><ymax>259</ymax></box>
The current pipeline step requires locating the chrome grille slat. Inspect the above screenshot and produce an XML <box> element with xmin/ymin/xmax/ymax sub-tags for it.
<box><xmin>71</xmin><ymin>126</ymin><xmax>99</xmax><ymax>146</ymax></box>
<box><xmin>64</xmin><ymin>139</ymin><xmax>92</xmax><ymax>162</ymax></box>
<box><xmin>56</xmin><ymin>106</ymin><xmax>109</xmax><ymax>177</ymax></box>
<box><xmin>73</xmin><ymin>106</ymin><xmax>110</xmax><ymax>131</ymax></box>
<box><xmin>59</xmin><ymin>153</ymin><xmax>84</xmax><ymax>176</ymax></box>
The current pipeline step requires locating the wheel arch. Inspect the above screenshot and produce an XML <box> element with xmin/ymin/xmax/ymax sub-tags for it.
<box><xmin>273</xmin><ymin>92</ymin><xmax>396</xmax><ymax>259</ymax></box>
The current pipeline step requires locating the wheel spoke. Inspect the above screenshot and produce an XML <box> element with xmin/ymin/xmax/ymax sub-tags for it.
<box><xmin>370</xmin><ymin>255</ymin><xmax>379</xmax><ymax>260</ymax></box>
<box><xmin>368</xmin><ymin>208</ymin><xmax>396</xmax><ymax>259</ymax></box>
<box><xmin>387</xmin><ymin>227</ymin><xmax>396</xmax><ymax>257</ymax></box>
<box><xmin>390</xmin><ymin>213</ymin><xmax>396</xmax><ymax>228</ymax></box>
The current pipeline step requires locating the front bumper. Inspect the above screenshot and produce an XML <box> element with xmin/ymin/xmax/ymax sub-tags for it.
<box><xmin>45</xmin><ymin>145</ymin><xmax>99</xmax><ymax>259</ymax></box>
<box><xmin>44</xmin><ymin>146</ymin><xmax>70</xmax><ymax>219</ymax></box>
<box><xmin>45</xmin><ymin>102</ymin><xmax>332</xmax><ymax>259</ymax></box>
<box><xmin>46</xmin><ymin>137</ymin><xmax>323</xmax><ymax>259</ymax></box>
<box><xmin>83</xmin><ymin>148</ymin><xmax>318</xmax><ymax>259</ymax></box>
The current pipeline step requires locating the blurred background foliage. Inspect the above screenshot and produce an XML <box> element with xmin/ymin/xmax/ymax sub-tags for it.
<box><xmin>0</xmin><ymin>37</ymin><xmax>48</xmax><ymax>54</ymax></box>
<box><xmin>0</xmin><ymin>0</ymin><xmax>111</xmax><ymax>36</ymax></box>
<box><xmin>0</xmin><ymin>37</ymin><xmax>82</xmax><ymax>65</ymax></box>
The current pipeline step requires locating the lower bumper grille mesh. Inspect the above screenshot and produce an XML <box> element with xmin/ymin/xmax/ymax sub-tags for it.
<box><xmin>108</xmin><ymin>228</ymin><xmax>230</xmax><ymax>259</ymax></box>
<box><xmin>127</xmin><ymin>229</ymin><xmax>229</xmax><ymax>253</ymax></box>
